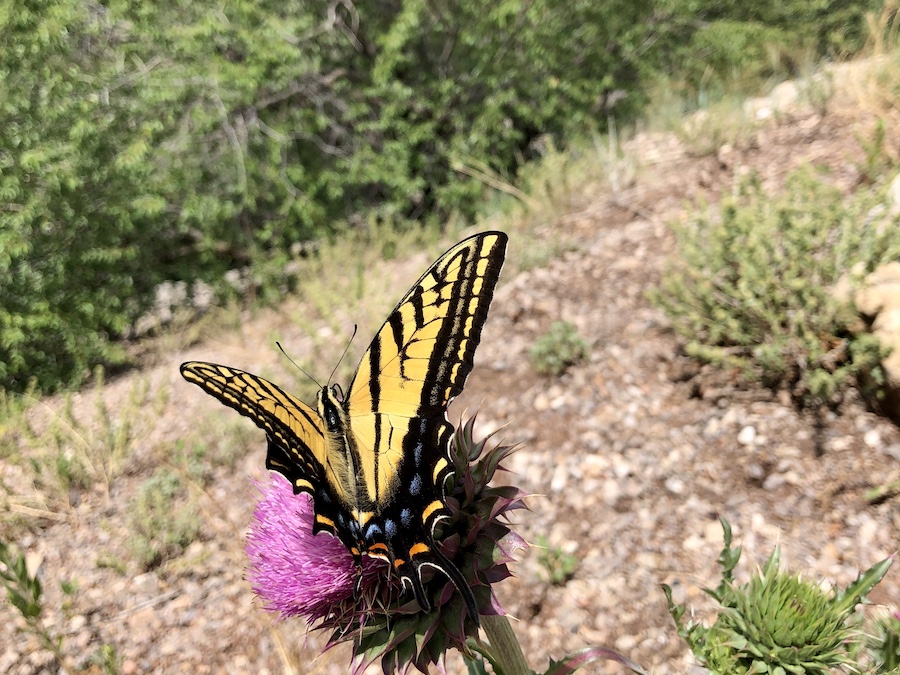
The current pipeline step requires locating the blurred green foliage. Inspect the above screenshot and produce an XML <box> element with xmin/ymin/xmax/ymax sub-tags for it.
<box><xmin>652</xmin><ymin>169</ymin><xmax>900</xmax><ymax>408</ymax></box>
<box><xmin>529</xmin><ymin>321</ymin><xmax>590</xmax><ymax>377</ymax></box>
<box><xmin>0</xmin><ymin>0</ymin><xmax>888</xmax><ymax>393</ymax></box>
<box><xmin>127</xmin><ymin>469</ymin><xmax>200</xmax><ymax>570</ymax></box>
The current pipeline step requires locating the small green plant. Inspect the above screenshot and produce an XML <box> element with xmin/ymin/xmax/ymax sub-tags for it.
<box><xmin>127</xmin><ymin>470</ymin><xmax>201</xmax><ymax>570</ymax></box>
<box><xmin>856</xmin><ymin>118</ymin><xmax>896</xmax><ymax>184</ymax></box>
<box><xmin>652</xmin><ymin>168</ymin><xmax>900</xmax><ymax>407</ymax></box>
<box><xmin>870</xmin><ymin>611</ymin><xmax>900</xmax><ymax>673</ymax></box>
<box><xmin>171</xmin><ymin>415</ymin><xmax>258</xmax><ymax>486</ymax></box>
<box><xmin>60</xmin><ymin>578</ymin><xmax>78</xmax><ymax>617</ymax></box>
<box><xmin>529</xmin><ymin>321</ymin><xmax>590</xmax><ymax>376</ymax></box>
<box><xmin>90</xmin><ymin>643</ymin><xmax>123</xmax><ymax>675</ymax></box>
<box><xmin>663</xmin><ymin>519</ymin><xmax>893</xmax><ymax>675</ymax></box>
<box><xmin>535</xmin><ymin>535</ymin><xmax>579</xmax><ymax>585</ymax></box>
<box><xmin>0</xmin><ymin>539</ymin><xmax>75</xmax><ymax>671</ymax></box>
<box><xmin>13</xmin><ymin>367</ymin><xmax>154</xmax><ymax>511</ymax></box>
<box><xmin>95</xmin><ymin>553</ymin><xmax>128</xmax><ymax>575</ymax></box>
<box><xmin>798</xmin><ymin>70</ymin><xmax>835</xmax><ymax>117</ymax></box>
<box><xmin>677</xmin><ymin>97</ymin><xmax>759</xmax><ymax>157</ymax></box>
<box><xmin>0</xmin><ymin>381</ymin><xmax>37</xmax><ymax>458</ymax></box>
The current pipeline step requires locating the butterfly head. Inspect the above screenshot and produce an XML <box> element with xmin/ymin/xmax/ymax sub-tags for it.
<box><xmin>316</xmin><ymin>384</ymin><xmax>346</xmax><ymax>433</ymax></box>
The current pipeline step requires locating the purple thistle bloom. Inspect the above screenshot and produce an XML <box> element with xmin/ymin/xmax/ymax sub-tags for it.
<box><xmin>246</xmin><ymin>475</ymin><xmax>390</xmax><ymax>623</ymax></box>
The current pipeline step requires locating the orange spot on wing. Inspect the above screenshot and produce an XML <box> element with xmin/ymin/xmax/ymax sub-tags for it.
<box><xmin>422</xmin><ymin>500</ymin><xmax>444</xmax><ymax>523</ymax></box>
<box><xmin>409</xmin><ymin>542</ymin><xmax>430</xmax><ymax>557</ymax></box>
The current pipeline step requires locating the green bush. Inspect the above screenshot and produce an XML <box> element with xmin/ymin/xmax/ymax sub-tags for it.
<box><xmin>529</xmin><ymin>321</ymin><xmax>589</xmax><ymax>376</ymax></box>
<box><xmin>652</xmin><ymin>169</ymin><xmax>900</xmax><ymax>407</ymax></box>
<box><xmin>0</xmin><ymin>3</ymin><xmax>169</xmax><ymax>393</ymax></box>
<box><xmin>648</xmin><ymin>0</ymin><xmax>886</xmax><ymax>98</ymax></box>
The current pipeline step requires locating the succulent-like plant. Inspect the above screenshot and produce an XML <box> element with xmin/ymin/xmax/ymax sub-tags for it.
<box><xmin>664</xmin><ymin>519</ymin><xmax>893</xmax><ymax>675</ymax></box>
<box><xmin>870</xmin><ymin>610</ymin><xmax>900</xmax><ymax>673</ymax></box>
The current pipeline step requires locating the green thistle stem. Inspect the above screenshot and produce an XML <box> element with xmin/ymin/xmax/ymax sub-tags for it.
<box><xmin>482</xmin><ymin>614</ymin><xmax>531</xmax><ymax>675</ymax></box>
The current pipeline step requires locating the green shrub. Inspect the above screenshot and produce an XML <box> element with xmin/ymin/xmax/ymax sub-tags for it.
<box><xmin>663</xmin><ymin>519</ymin><xmax>893</xmax><ymax>675</ymax></box>
<box><xmin>529</xmin><ymin>321</ymin><xmax>589</xmax><ymax>376</ymax></box>
<box><xmin>0</xmin><ymin>2</ymin><xmax>179</xmax><ymax>394</ymax></box>
<box><xmin>652</xmin><ymin>169</ymin><xmax>900</xmax><ymax>407</ymax></box>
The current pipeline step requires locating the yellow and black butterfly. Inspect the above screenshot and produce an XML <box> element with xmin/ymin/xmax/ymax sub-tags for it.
<box><xmin>180</xmin><ymin>231</ymin><xmax>507</xmax><ymax>624</ymax></box>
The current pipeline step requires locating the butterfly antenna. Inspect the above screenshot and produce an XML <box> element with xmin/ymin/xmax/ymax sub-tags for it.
<box><xmin>276</xmin><ymin>341</ymin><xmax>322</xmax><ymax>389</ymax></box>
<box><xmin>327</xmin><ymin>324</ymin><xmax>358</xmax><ymax>386</ymax></box>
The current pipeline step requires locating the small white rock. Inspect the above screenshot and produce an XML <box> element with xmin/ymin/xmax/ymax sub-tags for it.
<box><xmin>859</xmin><ymin>518</ymin><xmax>879</xmax><ymax>548</ymax></box>
<box><xmin>602</xmin><ymin>479</ymin><xmax>621</xmax><ymax>505</ymax></box>
<box><xmin>883</xmin><ymin>443</ymin><xmax>900</xmax><ymax>462</ymax></box>
<box><xmin>550</xmin><ymin>464</ymin><xmax>568</xmax><ymax>492</ymax></box>
<box><xmin>863</xmin><ymin>429</ymin><xmax>882</xmax><ymax>449</ymax></box>
<box><xmin>737</xmin><ymin>425</ymin><xmax>757</xmax><ymax>445</ymax></box>
<box><xmin>665</xmin><ymin>476</ymin><xmax>685</xmax><ymax>495</ymax></box>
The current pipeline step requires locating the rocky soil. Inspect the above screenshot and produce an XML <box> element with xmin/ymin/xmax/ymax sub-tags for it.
<box><xmin>2</xmin><ymin>72</ymin><xmax>899</xmax><ymax>674</ymax></box>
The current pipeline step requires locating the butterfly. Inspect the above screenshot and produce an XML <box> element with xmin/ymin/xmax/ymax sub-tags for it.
<box><xmin>180</xmin><ymin>231</ymin><xmax>507</xmax><ymax>624</ymax></box>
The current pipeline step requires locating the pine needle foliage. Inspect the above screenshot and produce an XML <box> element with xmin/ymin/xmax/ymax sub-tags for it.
<box><xmin>652</xmin><ymin>169</ymin><xmax>900</xmax><ymax>407</ymax></box>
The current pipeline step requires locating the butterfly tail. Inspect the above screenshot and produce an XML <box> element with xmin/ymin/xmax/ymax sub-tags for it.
<box><xmin>408</xmin><ymin>548</ymin><xmax>480</xmax><ymax>627</ymax></box>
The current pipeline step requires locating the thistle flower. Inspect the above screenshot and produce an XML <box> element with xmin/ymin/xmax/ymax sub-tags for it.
<box><xmin>245</xmin><ymin>418</ymin><xmax>528</xmax><ymax>674</ymax></box>
<box><xmin>245</xmin><ymin>479</ymin><xmax>391</xmax><ymax>622</ymax></box>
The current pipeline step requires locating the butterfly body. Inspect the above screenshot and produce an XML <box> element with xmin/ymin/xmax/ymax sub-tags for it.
<box><xmin>181</xmin><ymin>231</ymin><xmax>507</xmax><ymax>624</ymax></box>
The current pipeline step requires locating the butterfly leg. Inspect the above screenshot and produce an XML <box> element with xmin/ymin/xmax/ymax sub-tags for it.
<box><xmin>352</xmin><ymin>554</ymin><xmax>364</xmax><ymax>601</ymax></box>
<box><xmin>401</xmin><ymin>547</ymin><xmax>480</xmax><ymax>627</ymax></box>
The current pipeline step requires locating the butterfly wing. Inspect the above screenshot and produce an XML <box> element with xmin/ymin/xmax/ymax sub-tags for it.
<box><xmin>343</xmin><ymin>231</ymin><xmax>507</xmax><ymax>614</ymax></box>
<box><xmin>179</xmin><ymin>362</ymin><xmax>351</xmax><ymax>537</ymax></box>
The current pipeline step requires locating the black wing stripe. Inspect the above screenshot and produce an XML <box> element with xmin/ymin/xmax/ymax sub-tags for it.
<box><xmin>422</xmin><ymin>234</ymin><xmax>505</xmax><ymax>412</ymax></box>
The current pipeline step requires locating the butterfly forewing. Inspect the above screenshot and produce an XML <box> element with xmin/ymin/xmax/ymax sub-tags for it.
<box><xmin>179</xmin><ymin>362</ymin><xmax>348</xmax><ymax>503</ymax></box>
<box><xmin>344</xmin><ymin>231</ymin><xmax>507</xmax><ymax>510</ymax></box>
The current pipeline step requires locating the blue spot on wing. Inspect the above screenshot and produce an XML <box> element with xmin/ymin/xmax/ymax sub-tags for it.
<box><xmin>410</xmin><ymin>474</ymin><xmax>423</xmax><ymax>496</ymax></box>
<box><xmin>384</xmin><ymin>519</ymin><xmax>397</xmax><ymax>539</ymax></box>
<box><xmin>400</xmin><ymin>509</ymin><xmax>412</xmax><ymax>526</ymax></box>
